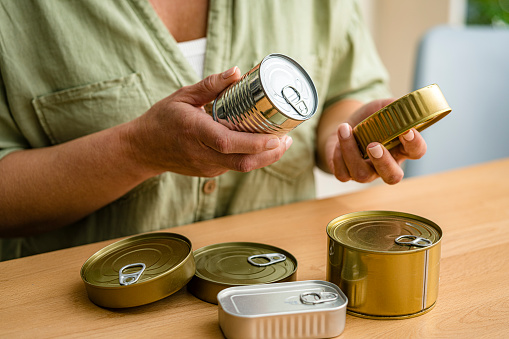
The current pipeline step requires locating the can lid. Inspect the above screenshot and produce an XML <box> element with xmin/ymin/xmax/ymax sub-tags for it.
<box><xmin>353</xmin><ymin>84</ymin><xmax>451</xmax><ymax>158</ymax></box>
<box><xmin>193</xmin><ymin>242</ymin><xmax>297</xmax><ymax>284</ymax></box>
<box><xmin>260</xmin><ymin>53</ymin><xmax>318</xmax><ymax>121</ymax></box>
<box><xmin>187</xmin><ymin>242</ymin><xmax>297</xmax><ymax>303</ymax></box>
<box><xmin>80</xmin><ymin>232</ymin><xmax>195</xmax><ymax>308</ymax></box>
<box><xmin>326</xmin><ymin>211</ymin><xmax>442</xmax><ymax>253</ymax></box>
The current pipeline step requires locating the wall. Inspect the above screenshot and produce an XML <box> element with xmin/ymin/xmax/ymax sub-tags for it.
<box><xmin>366</xmin><ymin>0</ymin><xmax>466</xmax><ymax>97</ymax></box>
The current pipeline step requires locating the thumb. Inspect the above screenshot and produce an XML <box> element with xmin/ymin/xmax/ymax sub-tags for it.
<box><xmin>179</xmin><ymin>66</ymin><xmax>241</xmax><ymax>107</ymax></box>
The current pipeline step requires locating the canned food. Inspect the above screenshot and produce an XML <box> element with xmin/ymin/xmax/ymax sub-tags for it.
<box><xmin>210</xmin><ymin>53</ymin><xmax>318</xmax><ymax>136</ymax></box>
<box><xmin>326</xmin><ymin>211</ymin><xmax>442</xmax><ymax>319</ymax></box>
<box><xmin>218</xmin><ymin>280</ymin><xmax>348</xmax><ymax>339</ymax></box>
<box><xmin>80</xmin><ymin>233</ymin><xmax>195</xmax><ymax>308</ymax></box>
<box><xmin>353</xmin><ymin>84</ymin><xmax>451</xmax><ymax>158</ymax></box>
<box><xmin>187</xmin><ymin>242</ymin><xmax>297</xmax><ymax>304</ymax></box>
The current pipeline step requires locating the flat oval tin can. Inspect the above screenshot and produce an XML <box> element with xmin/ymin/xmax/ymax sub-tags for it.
<box><xmin>81</xmin><ymin>232</ymin><xmax>195</xmax><ymax>308</ymax></box>
<box><xmin>218</xmin><ymin>280</ymin><xmax>348</xmax><ymax>339</ymax></box>
<box><xmin>187</xmin><ymin>242</ymin><xmax>297</xmax><ymax>304</ymax></box>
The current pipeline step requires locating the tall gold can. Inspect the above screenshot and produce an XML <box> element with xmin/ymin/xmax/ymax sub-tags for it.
<box><xmin>326</xmin><ymin>211</ymin><xmax>442</xmax><ymax>319</ymax></box>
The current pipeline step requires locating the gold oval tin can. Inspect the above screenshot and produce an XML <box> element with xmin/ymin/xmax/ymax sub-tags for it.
<box><xmin>353</xmin><ymin>84</ymin><xmax>451</xmax><ymax>158</ymax></box>
<box><xmin>326</xmin><ymin>211</ymin><xmax>442</xmax><ymax>319</ymax></box>
<box><xmin>187</xmin><ymin>242</ymin><xmax>298</xmax><ymax>304</ymax></box>
<box><xmin>210</xmin><ymin>53</ymin><xmax>318</xmax><ymax>136</ymax></box>
<box><xmin>81</xmin><ymin>232</ymin><xmax>195</xmax><ymax>308</ymax></box>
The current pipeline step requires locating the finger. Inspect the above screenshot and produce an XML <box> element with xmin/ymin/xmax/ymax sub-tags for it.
<box><xmin>178</xmin><ymin>66</ymin><xmax>241</xmax><ymax>106</ymax></box>
<box><xmin>207</xmin><ymin>136</ymin><xmax>293</xmax><ymax>173</ymax></box>
<box><xmin>332</xmin><ymin>143</ymin><xmax>351</xmax><ymax>182</ymax></box>
<box><xmin>231</xmin><ymin>136</ymin><xmax>292</xmax><ymax>172</ymax></box>
<box><xmin>337</xmin><ymin>123</ymin><xmax>378</xmax><ymax>183</ymax></box>
<box><xmin>396</xmin><ymin>128</ymin><xmax>427</xmax><ymax>160</ymax></box>
<box><xmin>366</xmin><ymin>142</ymin><xmax>404</xmax><ymax>185</ymax></box>
<box><xmin>199</xmin><ymin>118</ymin><xmax>288</xmax><ymax>155</ymax></box>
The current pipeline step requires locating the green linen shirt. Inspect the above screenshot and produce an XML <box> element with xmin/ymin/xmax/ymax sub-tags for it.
<box><xmin>0</xmin><ymin>0</ymin><xmax>389</xmax><ymax>260</ymax></box>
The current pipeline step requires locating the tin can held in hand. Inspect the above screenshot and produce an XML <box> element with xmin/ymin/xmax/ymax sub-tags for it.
<box><xmin>353</xmin><ymin>84</ymin><xmax>451</xmax><ymax>158</ymax></box>
<box><xmin>326</xmin><ymin>211</ymin><xmax>442</xmax><ymax>319</ymax></box>
<box><xmin>208</xmin><ymin>53</ymin><xmax>318</xmax><ymax>136</ymax></box>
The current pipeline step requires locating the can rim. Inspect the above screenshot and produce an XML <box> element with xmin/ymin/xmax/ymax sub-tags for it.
<box><xmin>326</xmin><ymin>210</ymin><xmax>442</xmax><ymax>254</ymax></box>
<box><xmin>378</xmin><ymin>107</ymin><xmax>451</xmax><ymax>150</ymax></box>
<box><xmin>80</xmin><ymin>232</ymin><xmax>193</xmax><ymax>289</ymax></box>
<box><xmin>347</xmin><ymin>301</ymin><xmax>436</xmax><ymax>319</ymax></box>
<box><xmin>259</xmin><ymin>53</ymin><xmax>319</xmax><ymax>121</ymax></box>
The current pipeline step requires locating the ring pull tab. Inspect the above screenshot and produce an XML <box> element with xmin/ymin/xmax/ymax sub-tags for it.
<box><xmin>119</xmin><ymin>263</ymin><xmax>146</xmax><ymax>286</ymax></box>
<box><xmin>300</xmin><ymin>292</ymin><xmax>339</xmax><ymax>305</ymax></box>
<box><xmin>281</xmin><ymin>85</ymin><xmax>309</xmax><ymax>117</ymax></box>
<box><xmin>247</xmin><ymin>253</ymin><xmax>286</xmax><ymax>267</ymax></box>
<box><xmin>395</xmin><ymin>235</ymin><xmax>433</xmax><ymax>248</ymax></box>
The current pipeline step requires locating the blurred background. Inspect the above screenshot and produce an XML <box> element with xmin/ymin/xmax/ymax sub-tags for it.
<box><xmin>315</xmin><ymin>0</ymin><xmax>509</xmax><ymax>198</ymax></box>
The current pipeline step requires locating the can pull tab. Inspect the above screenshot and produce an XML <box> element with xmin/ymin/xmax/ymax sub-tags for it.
<box><xmin>395</xmin><ymin>235</ymin><xmax>432</xmax><ymax>248</ymax></box>
<box><xmin>282</xmin><ymin>85</ymin><xmax>308</xmax><ymax>117</ymax></box>
<box><xmin>300</xmin><ymin>292</ymin><xmax>339</xmax><ymax>305</ymax></box>
<box><xmin>247</xmin><ymin>253</ymin><xmax>286</xmax><ymax>267</ymax></box>
<box><xmin>119</xmin><ymin>263</ymin><xmax>146</xmax><ymax>286</ymax></box>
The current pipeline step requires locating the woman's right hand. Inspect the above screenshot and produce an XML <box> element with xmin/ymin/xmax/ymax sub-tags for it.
<box><xmin>126</xmin><ymin>66</ymin><xmax>293</xmax><ymax>178</ymax></box>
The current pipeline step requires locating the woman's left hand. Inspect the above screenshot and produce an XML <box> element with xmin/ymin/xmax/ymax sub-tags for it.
<box><xmin>326</xmin><ymin>99</ymin><xmax>427</xmax><ymax>185</ymax></box>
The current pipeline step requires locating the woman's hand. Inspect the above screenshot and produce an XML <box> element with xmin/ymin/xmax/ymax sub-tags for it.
<box><xmin>126</xmin><ymin>66</ymin><xmax>292</xmax><ymax>178</ymax></box>
<box><xmin>325</xmin><ymin>98</ymin><xmax>427</xmax><ymax>184</ymax></box>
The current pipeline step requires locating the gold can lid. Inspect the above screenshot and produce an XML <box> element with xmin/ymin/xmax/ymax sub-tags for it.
<box><xmin>187</xmin><ymin>242</ymin><xmax>298</xmax><ymax>304</ymax></box>
<box><xmin>353</xmin><ymin>84</ymin><xmax>451</xmax><ymax>158</ymax></box>
<box><xmin>326</xmin><ymin>211</ymin><xmax>442</xmax><ymax>253</ymax></box>
<box><xmin>80</xmin><ymin>232</ymin><xmax>195</xmax><ymax>308</ymax></box>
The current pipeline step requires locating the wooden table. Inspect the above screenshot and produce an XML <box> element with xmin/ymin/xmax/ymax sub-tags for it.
<box><xmin>2</xmin><ymin>159</ymin><xmax>509</xmax><ymax>338</ymax></box>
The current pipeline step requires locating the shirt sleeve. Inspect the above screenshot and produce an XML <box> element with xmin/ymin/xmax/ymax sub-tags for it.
<box><xmin>323</xmin><ymin>0</ymin><xmax>391</xmax><ymax>110</ymax></box>
<box><xmin>0</xmin><ymin>71</ymin><xmax>28</xmax><ymax>160</ymax></box>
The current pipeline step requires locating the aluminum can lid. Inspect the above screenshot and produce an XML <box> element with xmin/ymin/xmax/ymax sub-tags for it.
<box><xmin>260</xmin><ymin>54</ymin><xmax>318</xmax><ymax>120</ymax></box>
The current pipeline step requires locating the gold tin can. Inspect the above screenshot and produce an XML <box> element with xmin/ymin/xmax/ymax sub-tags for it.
<box><xmin>187</xmin><ymin>242</ymin><xmax>298</xmax><ymax>304</ymax></box>
<box><xmin>210</xmin><ymin>53</ymin><xmax>318</xmax><ymax>136</ymax></box>
<box><xmin>81</xmin><ymin>233</ymin><xmax>195</xmax><ymax>308</ymax></box>
<box><xmin>353</xmin><ymin>84</ymin><xmax>451</xmax><ymax>158</ymax></box>
<box><xmin>326</xmin><ymin>211</ymin><xmax>442</xmax><ymax>319</ymax></box>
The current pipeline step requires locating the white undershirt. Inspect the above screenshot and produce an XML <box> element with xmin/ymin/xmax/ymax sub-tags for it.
<box><xmin>177</xmin><ymin>37</ymin><xmax>207</xmax><ymax>79</ymax></box>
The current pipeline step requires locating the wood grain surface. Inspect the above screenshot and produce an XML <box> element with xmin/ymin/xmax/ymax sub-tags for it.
<box><xmin>1</xmin><ymin>159</ymin><xmax>508</xmax><ymax>338</ymax></box>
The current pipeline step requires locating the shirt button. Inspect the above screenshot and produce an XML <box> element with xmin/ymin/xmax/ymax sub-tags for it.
<box><xmin>202</xmin><ymin>180</ymin><xmax>217</xmax><ymax>194</ymax></box>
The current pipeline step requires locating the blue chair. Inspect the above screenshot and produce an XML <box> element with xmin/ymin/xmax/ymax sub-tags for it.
<box><xmin>404</xmin><ymin>25</ymin><xmax>509</xmax><ymax>177</ymax></box>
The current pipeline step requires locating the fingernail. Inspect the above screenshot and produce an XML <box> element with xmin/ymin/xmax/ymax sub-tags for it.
<box><xmin>368</xmin><ymin>144</ymin><xmax>383</xmax><ymax>159</ymax></box>
<box><xmin>339</xmin><ymin>123</ymin><xmax>351</xmax><ymax>139</ymax></box>
<box><xmin>402</xmin><ymin>129</ymin><xmax>415</xmax><ymax>141</ymax></box>
<box><xmin>285</xmin><ymin>136</ymin><xmax>293</xmax><ymax>150</ymax></box>
<box><xmin>222</xmin><ymin>66</ymin><xmax>238</xmax><ymax>79</ymax></box>
<box><xmin>265</xmin><ymin>137</ymin><xmax>280</xmax><ymax>150</ymax></box>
